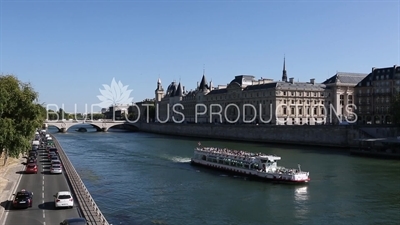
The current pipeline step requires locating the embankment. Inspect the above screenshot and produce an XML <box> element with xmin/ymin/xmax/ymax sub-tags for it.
<box><xmin>51</xmin><ymin>135</ymin><xmax>110</xmax><ymax>225</ymax></box>
<box><xmin>135</xmin><ymin>123</ymin><xmax>388</xmax><ymax>148</ymax></box>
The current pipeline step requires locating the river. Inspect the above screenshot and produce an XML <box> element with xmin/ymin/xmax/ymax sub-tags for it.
<box><xmin>50</xmin><ymin>125</ymin><xmax>400</xmax><ymax>225</ymax></box>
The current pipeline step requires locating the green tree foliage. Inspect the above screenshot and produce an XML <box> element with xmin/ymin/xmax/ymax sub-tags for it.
<box><xmin>0</xmin><ymin>75</ymin><xmax>45</xmax><ymax>158</ymax></box>
<box><xmin>46</xmin><ymin>108</ymin><xmax>69</xmax><ymax>121</ymax></box>
<box><xmin>389</xmin><ymin>93</ymin><xmax>400</xmax><ymax>126</ymax></box>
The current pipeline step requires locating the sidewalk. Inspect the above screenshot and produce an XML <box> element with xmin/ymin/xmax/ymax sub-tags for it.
<box><xmin>0</xmin><ymin>154</ymin><xmax>26</xmax><ymax>224</ymax></box>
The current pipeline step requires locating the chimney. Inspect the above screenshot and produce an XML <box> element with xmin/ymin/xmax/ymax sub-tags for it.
<box><xmin>183</xmin><ymin>86</ymin><xmax>185</xmax><ymax>93</ymax></box>
<box><xmin>310</xmin><ymin>78</ymin><xmax>315</xmax><ymax>84</ymax></box>
<box><xmin>289</xmin><ymin>77</ymin><xmax>294</xmax><ymax>84</ymax></box>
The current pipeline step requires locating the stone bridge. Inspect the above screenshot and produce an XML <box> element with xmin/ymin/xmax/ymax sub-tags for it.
<box><xmin>45</xmin><ymin>120</ymin><xmax>138</xmax><ymax>132</ymax></box>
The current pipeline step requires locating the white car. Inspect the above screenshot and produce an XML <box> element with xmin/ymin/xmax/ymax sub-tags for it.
<box><xmin>50</xmin><ymin>164</ymin><xmax>62</xmax><ymax>174</ymax></box>
<box><xmin>54</xmin><ymin>191</ymin><xmax>74</xmax><ymax>208</ymax></box>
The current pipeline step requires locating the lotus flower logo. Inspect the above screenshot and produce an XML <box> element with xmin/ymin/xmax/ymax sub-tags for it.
<box><xmin>96</xmin><ymin>78</ymin><xmax>134</xmax><ymax>108</ymax></box>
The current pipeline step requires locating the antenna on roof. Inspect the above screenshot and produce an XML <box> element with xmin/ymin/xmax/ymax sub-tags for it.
<box><xmin>203</xmin><ymin>64</ymin><xmax>205</xmax><ymax>76</ymax></box>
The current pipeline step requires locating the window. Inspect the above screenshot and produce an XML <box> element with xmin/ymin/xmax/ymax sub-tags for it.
<box><xmin>291</xmin><ymin>108</ymin><xmax>295</xmax><ymax>115</ymax></box>
<box><xmin>283</xmin><ymin>108</ymin><xmax>287</xmax><ymax>115</ymax></box>
<box><xmin>299</xmin><ymin>108</ymin><xmax>303</xmax><ymax>115</ymax></box>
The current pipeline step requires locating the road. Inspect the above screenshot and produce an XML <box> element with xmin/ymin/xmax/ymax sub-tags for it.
<box><xmin>2</xmin><ymin>148</ymin><xmax>80</xmax><ymax>225</ymax></box>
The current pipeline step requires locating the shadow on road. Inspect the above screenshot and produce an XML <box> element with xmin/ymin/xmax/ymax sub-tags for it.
<box><xmin>0</xmin><ymin>200</ymin><xmax>10</xmax><ymax>210</ymax></box>
<box><xmin>38</xmin><ymin>202</ymin><xmax>57</xmax><ymax>210</ymax></box>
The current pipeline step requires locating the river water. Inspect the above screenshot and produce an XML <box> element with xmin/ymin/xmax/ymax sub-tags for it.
<box><xmin>50</xmin><ymin>125</ymin><xmax>400</xmax><ymax>225</ymax></box>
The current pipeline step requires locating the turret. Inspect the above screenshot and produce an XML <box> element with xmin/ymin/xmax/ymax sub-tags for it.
<box><xmin>155</xmin><ymin>78</ymin><xmax>164</xmax><ymax>102</ymax></box>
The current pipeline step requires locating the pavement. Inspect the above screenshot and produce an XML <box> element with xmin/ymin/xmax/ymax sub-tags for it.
<box><xmin>0</xmin><ymin>154</ymin><xmax>26</xmax><ymax>225</ymax></box>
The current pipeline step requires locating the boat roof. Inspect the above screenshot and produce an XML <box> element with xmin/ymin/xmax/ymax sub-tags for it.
<box><xmin>195</xmin><ymin>147</ymin><xmax>281</xmax><ymax>160</ymax></box>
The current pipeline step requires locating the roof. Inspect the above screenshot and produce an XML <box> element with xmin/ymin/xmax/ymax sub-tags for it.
<box><xmin>57</xmin><ymin>191</ymin><xmax>72</xmax><ymax>195</ymax></box>
<box><xmin>323</xmin><ymin>72</ymin><xmax>368</xmax><ymax>85</ymax></box>
<box><xmin>275</xmin><ymin>81</ymin><xmax>325</xmax><ymax>90</ymax></box>
<box><xmin>356</xmin><ymin>65</ymin><xmax>400</xmax><ymax>87</ymax></box>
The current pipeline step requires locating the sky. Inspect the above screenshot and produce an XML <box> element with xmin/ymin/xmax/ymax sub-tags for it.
<box><xmin>1</xmin><ymin>0</ymin><xmax>399</xmax><ymax>113</ymax></box>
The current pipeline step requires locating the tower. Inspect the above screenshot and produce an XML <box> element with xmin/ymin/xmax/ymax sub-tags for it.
<box><xmin>282</xmin><ymin>56</ymin><xmax>287</xmax><ymax>82</ymax></box>
<box><xmin>155</xmin><ymin>78</ymin><xmax>164</xmax><ymax>102</ymax></box>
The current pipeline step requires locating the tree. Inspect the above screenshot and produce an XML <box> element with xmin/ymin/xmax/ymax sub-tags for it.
<box><xmin>0</xmin><ymin>75</ymin><xmax>45</xmax><ymax>158</ymax></box>
<box><xmin>389</xmin><ymin>93</ymin><xmax>400</xmax><ymax>126</ymax></box>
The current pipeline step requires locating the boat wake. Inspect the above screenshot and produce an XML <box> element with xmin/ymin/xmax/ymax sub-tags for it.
<box><xmin>170</xmin><ymin>156</ymin><xmax>191</xmax><ymax>163</ymax></box>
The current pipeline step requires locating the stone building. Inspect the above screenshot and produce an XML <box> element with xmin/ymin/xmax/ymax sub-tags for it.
<box><xmin>355</xmin><ymin>65</ymin><xmax>400</xmax><ymax>124</ymax></box>
<box><xmin>322</xmin><ymin>72</ymin><xmax>368</xmax><ymax>124</ymax></box>
<box><xmin>154</xmin><ymin>59</ymin><xmax>367</xmax><ymax>125</ymax></box>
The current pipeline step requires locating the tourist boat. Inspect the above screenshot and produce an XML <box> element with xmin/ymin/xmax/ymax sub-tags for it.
<box><xmin>191</xmin><ymin>145</ymin><xmax>310</xmax><ymax>183</ymax></box>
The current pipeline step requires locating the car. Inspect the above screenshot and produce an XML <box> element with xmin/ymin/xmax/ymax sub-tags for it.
<box><xmin>12</xmin><ymin>189</ymin><xmax>33</xmax><ymax>208</ymax></box>
<box><xmin>50</xmin><ymin>155</ymin><xmax>59</xmax><ymax>162</ymax></box>
<box><xmin>25</xmin><ymin>163</ymin><xmax>38</xmax><ymax>174</ymax></box>
<box><xmin>54</xmin><ymin>191</ymin><xmax>74</xmax><ymax>208</ymax></box>
<box><xmin>51</xmin><ymin>159</ymin><xmax>61</xmax><ymax>165</ymax></box>
<box><xmin>60</xmin><ymin>218</ymin><xmax>87</xmax><ymax>225</ymax></box>
<box><xmin>49</xmin><ymin>148</ymin><xmax>58</xmax><ymax>154</ymax></box>
<box><xmin>48</xmin><ymin>151</ymin><xmax>57</xmax><ymax>159</ymax></box>
<box><xmin>27</xmin><ymin>157</ymin><xmax>36</xmax><ymax>164</ymax></box>
<box><xmin>50</xmin><ymin>164</ymin><xmax>62</xmax><ymax>174</ymax></box>
<box><xmin>28</xmin><ymin>152</ymin><xmax>37</xmax><ymax>159</ymax></box>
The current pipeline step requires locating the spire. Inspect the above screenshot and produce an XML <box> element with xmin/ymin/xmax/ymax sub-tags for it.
<box><xmin>282</xmin><ymin>55</ymin><xmax>287</xmax><ymax>82</ymax></box>
<box><xmin>203</xmin><ymin>64</ymin><xmax>205</xmax><ymax>76</ymax></box>
<box><xmin>199</xmin><ymin>74</ymin><xmax>208</xmax><ymax>91</ymax></box>
<box><xmin>156</xmin><ymin>77</ymin><xmax>163</xmax><ymax>92</ymax></box>
<box><xmin>176</xmin><ymin>82</ymin><xmax>183</xmax><ymax>97</ymax></box>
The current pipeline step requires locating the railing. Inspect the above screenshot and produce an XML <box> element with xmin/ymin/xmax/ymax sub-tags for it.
<box><xmin>51</xmin><ymin>135</ymin><xmax>110</xmax><ymax>225</ymax></box>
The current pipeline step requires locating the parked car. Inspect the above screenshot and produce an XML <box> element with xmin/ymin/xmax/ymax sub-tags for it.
<box><xmin>12</xmin><ymin>189</ymin><xmax>33</xmax><ymax>208</ymax></box>
<box><xmin>54</xmin><ymin>191</ymin><xmax>74</xmax><ymax>208</ymax></box>
<box><xmin>60</xmin><ymin>218</ymin><xmax>87</xmax><ymax>225</ymax></box>
<box><xmin>25</xmin><ymin>163</ymin><xmax>38</xmax><ymax>174</ymax></box>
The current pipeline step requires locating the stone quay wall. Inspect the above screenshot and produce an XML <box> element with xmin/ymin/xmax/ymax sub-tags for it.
<box><xmin>51</xmin><ymin>135</ymin><xmax>110</xmax><ymax>225</ymax></box>
<box><xmin>135</xmin><ymin>123</ymin><xmax>367</xmax><ymax>148</ymax></box>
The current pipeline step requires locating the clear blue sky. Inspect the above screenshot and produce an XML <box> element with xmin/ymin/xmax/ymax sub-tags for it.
<box><xmin>1</xmin><ymin>0</ymin><xmax>399</xmax><ymax>113</ymax></box>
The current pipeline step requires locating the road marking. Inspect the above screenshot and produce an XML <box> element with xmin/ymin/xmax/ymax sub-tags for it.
<box><xmin>42</xmin><ymin>180</ymin><xmax>44</xmax><ymax>186</ymax></box>
<box><xmin>42</xmin><ymin>176</ymin><xmax>44</xmax><ymax>180</ymax></box>
<box><xmin>42</xmin><ymin>210</ymin><xmax>45</xmax><ymax>218</ymax></box>
<box><xmin>42</xmin><ymin>186</ymin><xmax>44</xmax><ymax>191</ymax></box>
<box><xmin>42</xmin><ymin>192</ymin><xmax>44</xmax><ymax>199</ymax></box>
<box><xmin>43</xmin><ymin>222</ymin><xmax>46</xmax><ymax>225</ymax></box>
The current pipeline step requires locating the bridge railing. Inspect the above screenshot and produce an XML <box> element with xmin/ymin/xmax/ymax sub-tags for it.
<box><xmin>51</xmin><ymin>135</ymin><xmax>111</xmax><ymax>225</ymax></box>
<box><xmin>45</xmin><ymin>119</ymin><xmax>126</xmax><ymax>123</ymax></box>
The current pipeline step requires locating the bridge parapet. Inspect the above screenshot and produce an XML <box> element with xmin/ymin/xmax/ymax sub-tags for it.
<box><xmin>45</xmin><ymin>120</ymin><xmax>130</xmax><ymax>132</ymax></box>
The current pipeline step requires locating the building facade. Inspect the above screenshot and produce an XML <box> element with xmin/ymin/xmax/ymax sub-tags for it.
<box><xmin>154</xmin><ymin>59</ymin><xmax>366</xmax><ymax>125</ymax></box>
<box><xmin>323</xmin><ymin>72</ymin><xmax>368</xmax><ymax>123</ymax></box>
<box><xmin>355</xmin><ymin>65</ymin><xmax>400</xmax><ymax>124</ymax></box>
<box><xmin>155</xmin><ymin>59</ymin><xmax>376</xmax><ymax>125</ymax></box>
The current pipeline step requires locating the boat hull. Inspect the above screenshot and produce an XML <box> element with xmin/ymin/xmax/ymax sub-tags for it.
<box><xmin>191</xmin><ymin>159</ymin><xmax>310</xmax><ymax>184</ymax></box>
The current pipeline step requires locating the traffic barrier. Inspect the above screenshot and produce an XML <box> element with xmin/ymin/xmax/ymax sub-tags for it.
<box><xmin>51</xmin><ymin>135</ymin><xmax>110</xmax><ymax>225</ymax></box>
